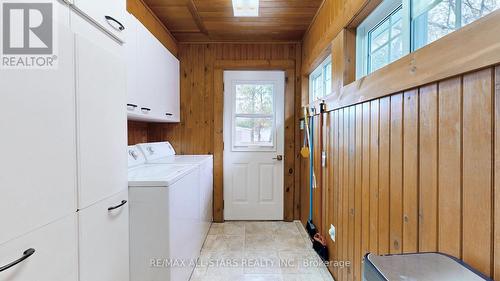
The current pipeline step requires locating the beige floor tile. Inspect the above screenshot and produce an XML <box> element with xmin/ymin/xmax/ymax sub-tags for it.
<box><xmin>274</xmin><ymin>222</ymin><xmax>301</xmax><ymax>237</ymax></box>
<box><xmin>203</xmin><ymin>235</ymin><xmax>245</xmax><ymax>252</ymax></box>
<box><xmin>243</xmin><ymin>251</ymin><xmax>281</xmax><ymax>274</ymax></box>
<box><xmin>245</xmin><ymin>221</ymin><xmax>277</xmax><ymax>235</ymax></box>
<box><xmin>273</xmin><ymin>235</ymin><xmax>309</xmax><ymax>251</ymax></box>
<box><xmin>245</xmin><ymin>234</ymin><xmax>277</xmax><ymax>251</ymax></box>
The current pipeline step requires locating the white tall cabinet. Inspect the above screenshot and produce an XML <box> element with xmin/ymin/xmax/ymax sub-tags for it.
<box><xmin>0</xmin><ymin>0</ymin><xmax>128</xmax><ymax>280</ymax></box>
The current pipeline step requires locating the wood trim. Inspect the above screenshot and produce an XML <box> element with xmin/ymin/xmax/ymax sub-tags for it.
<box><xmin>214</xmin><ymin>60</ymin><xmax>295</xmax><ymax>70</ymax></box>
<box><xmin>325</xmin><ymin>9</ymin><xmax>500</xmax><ymax>112</ymax></box>
<box><xmin>187</xmin><ymin>0</ymin><xmax>209</xmax><ymax>35</ymax></box>
<box><xmin>213</xmin><ymin>61</ymin><xmax>297</xmax><ymax>222</ymax></box>
<box><xmin>346</xmin><ymin>0</ymin><xmax>383</xmax><ymax>29</ymax></box>
<box><xmin>127</xmin><ymin>0</ymin><xmax>178</xmax><ymax>56</ymax></box>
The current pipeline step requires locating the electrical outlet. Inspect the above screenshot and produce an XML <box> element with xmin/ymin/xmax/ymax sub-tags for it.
<box><xmin>329</xmin><ymin>224</ymin><xmax>336</xmax><ymax>242</ymax></box>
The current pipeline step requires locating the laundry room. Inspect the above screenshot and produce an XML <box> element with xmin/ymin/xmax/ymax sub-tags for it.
<box><xmin>1</xmin><ymin>0</ymin><xmax>500</xmax><ymax>281</ymax></box>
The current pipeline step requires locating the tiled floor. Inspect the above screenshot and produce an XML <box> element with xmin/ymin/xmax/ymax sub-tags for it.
<box><xmin>190</xmin><ymin>221</ymin><xmax>335</xmax><ymax>281</ymax></box>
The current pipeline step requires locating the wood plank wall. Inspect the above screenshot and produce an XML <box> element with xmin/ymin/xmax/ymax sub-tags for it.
<box><xmin>145</xmin><ymin>43</ymin><xmax>303</xmax><ymax>222</ymax></box>
<box><xmin>307</xmin><ymin>66</ymin><xmax>500</xmax><ymax>281</ymax></box>
<box><xmin>301</xmin><ymin>0</ymin><xmax>373</xmax><ymax>74</ymax></box>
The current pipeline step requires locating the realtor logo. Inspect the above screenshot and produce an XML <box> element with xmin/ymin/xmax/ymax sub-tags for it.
<box><xmin>1</xmin><ymin>1</ymin><xmax>57</xmax><ymax>69</ymax></box>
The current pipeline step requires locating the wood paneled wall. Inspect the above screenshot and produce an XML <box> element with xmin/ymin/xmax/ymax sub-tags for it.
<box><xmin>127</xmin><ymin>121</ymin><xmax>149</xmax><ymax>145</ymax></box>
<box><xmin>301</xmin><ymin>0</ymin><xmax>375</xmax><ymax>74</ymax></box>
<box><xmin>147</xmin><ymin>43</ymin><xmax>303</xmax><ymax>222</ymax></box>
<box><xmin>306</xmin><ymin>66</ymin><xmax>500</xmax><ymax>280</ymax></box>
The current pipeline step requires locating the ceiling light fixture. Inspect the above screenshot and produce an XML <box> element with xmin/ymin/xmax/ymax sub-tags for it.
<box><xmin>232</xmin><ymin>0</ymin><xmax>259</xmax><ymax>17</ymax></box>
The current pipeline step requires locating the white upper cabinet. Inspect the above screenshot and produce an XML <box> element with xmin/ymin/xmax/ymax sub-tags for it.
<box><xmin>126</xmin><ymin>15</ymin><xmax>180</xmax><ymax>123</ymax></box>
<box><xmin>0</xmin><ymin>0</ymin><xmax>76</xmax><ymax>245</ymax></box>
<box><xmin>72</xmin><ymin>0</ymin><xmax>127</xmax><ymax>42</ymax></box>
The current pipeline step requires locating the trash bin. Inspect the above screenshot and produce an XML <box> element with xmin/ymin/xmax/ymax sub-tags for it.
<box><xmin>363</xmin><ymin>252</ymin><xmax>492</xmax><ymax>281</ymax></box>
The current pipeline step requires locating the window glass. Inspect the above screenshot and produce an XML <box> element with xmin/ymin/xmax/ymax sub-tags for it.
<box><xmin>413</xmin><ymin>0</ymin><xmax>458</xmax><ymax>50</ymax></box>
<box><xmin>462</xmin><ymin>0</ymin><xmax>500</xmax><ymax>25</ymax></box>
<box><xmin>368</xmin><ymin>7</ymin><xmax>403</xmax><ymax>73</ymax></box>
<box><xmin>308</xmin><ymin>56</ymin><xmax>332</xmax><ymax>103</ymax></box>
<box><xmin>324</xmin><ymin>61</ymin><xmax>332</xmax><ymax>96</ymax></box>
<box><xmin>233</xmin><ymin>84</ymin><xmax>275</xmax><ymax>148</ymax></box>
<box><xmin>413</xmin><ymin>0</ymin><xmax>500</xmax><ymax>50</ymax></box>
<box><xmin>235</xmin><ymin>84</ymin><xmax>273</xmax><ymax>114</ymax></box>
<box><xmin>234</xmin><ymin>117</ymin><xmax>273</xmax><ymax>147</ymax></box>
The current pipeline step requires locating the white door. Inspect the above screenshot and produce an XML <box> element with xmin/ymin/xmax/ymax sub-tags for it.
<box><xmin>223</xmin><ymin>71</ymin><xmax>285</xmax><ymax>220</ymax></box>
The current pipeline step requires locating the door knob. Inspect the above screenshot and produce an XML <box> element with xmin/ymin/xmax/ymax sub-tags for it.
<box><xmin>273</xmin><ymin>155</ymin><xmax>283</xmax><ymax>161</ymax></box>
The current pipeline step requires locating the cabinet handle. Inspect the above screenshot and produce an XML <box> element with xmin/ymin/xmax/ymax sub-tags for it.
<box><xmin>0</xmin><ymin>248</ymin><xmax>35</xmax><ymax>273</ymax></box>
<box><xmin>104</xmin><ymin>15</ymin><xmax>125</xmax><ymax>31</ymax></box>
<box><xmin>127</xmin><ymin>104</ymin><xmax>138</xmax><ymax>108</ymax></box>
<box><xmin>141</xmin><ymin>107</ymin><xmax>151</xmax><ymax>112</ymax></box>
<box><xmin>165</xmin><ymin>113</ymin><xmax>173</xmax><ymax>116</ymax></box>
<box><xmin>108</xmin><ymin>200</ymin><xmax>127</xmax><ymax>211</ymax></box>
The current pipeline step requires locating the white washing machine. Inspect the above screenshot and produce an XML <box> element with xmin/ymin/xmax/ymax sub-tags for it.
<box><xmin>127</xmin><ymin>146</ymin><xmax>200</xmax><ymax>281</ymax></box>
<box><xmin>136</xmin><ymin>142</ymin><xmax>213</xmax><ymax>242</ymax></box>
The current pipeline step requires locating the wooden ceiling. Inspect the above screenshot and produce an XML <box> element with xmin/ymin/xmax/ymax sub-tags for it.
<box><xmin>142</xmin><ymin>0</ymin><xmax>323</xmax><ymax>42</ymax></box>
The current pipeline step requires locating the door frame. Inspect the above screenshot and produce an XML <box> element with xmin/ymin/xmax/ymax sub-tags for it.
<box><xmin>213</xmin><ymin>60</ymin><xmax>298</xmax><ymax>222</ymax></box>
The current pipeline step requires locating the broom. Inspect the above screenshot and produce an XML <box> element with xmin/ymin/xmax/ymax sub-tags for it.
<box><xmin>303</xmin><ymin>107</ymin><xmax>318</xmax><ymax>238</ymax></box>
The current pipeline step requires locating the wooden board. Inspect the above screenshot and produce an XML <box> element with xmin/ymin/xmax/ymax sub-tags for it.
<box><xmin>389</xmin><ymin>93</ymin><xmax>403</xmax><ymax>254</ymax></box>
<box><xmin>437</xmin><ymin>77</ymin><xmax>462</xmax><ymax>258</ymax></box>
<box><xmin>402</xmin><ymin>89</ymin><xmax>418</xmax><ymax>253</ymax></box>
<box><xmin>378</xmin><ymin>97</ymin><xmax>390</xmax><ymax>255</ymax></box>
<box><xmin>418</xmin><ymin>84</ymin><xmax>438</xmax><ymax>252</ymax></box>
<box><xmin>495</xmin><ymin>66</ymin><xmax>500</xmax><ymax>281</ymax></box>
<box><xmin>462</xmin><ymin>69</ymin><xmax>492</xmax><ymax>276</ymax></box>
<box><xmin>369</xmin><ymin>99</ymin><xmax>379</xmax><ymax>254</ymax></box>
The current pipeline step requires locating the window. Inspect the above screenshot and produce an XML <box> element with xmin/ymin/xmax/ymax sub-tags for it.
<box><xmin>233</xmin><ymin>84</ymin><xmax>275</xmax><ymax>148</ymax></box>
<box><xmin>356</xmin><ymin>0</ymin><xmax>500</xmax><ymax>78</ymax></box>
<box><xmin>413</xmin><ymin>0</ymin><xmax>500</xmax><ymax>50</ymax></box>
<box><xmin>309</xmin><ymin>55</ymin><xmax>332</xmax><ymax>103</ymax></box>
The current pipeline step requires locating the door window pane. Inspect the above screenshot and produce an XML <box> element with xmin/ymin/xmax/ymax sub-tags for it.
<box><xmin>234</xmin><ymin>117</ymin><xmax>273</xmax><ymax>147</ymax></box>
<box><xmin>235</xmin><ymin>84</ymin><xmax>274</xmax><ymax>114</ymax></box>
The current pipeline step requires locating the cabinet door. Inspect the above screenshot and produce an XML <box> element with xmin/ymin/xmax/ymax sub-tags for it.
<box><xmin>135</xmin><ymin>22</ymin><xmax>160</xmax><ymax>119</ymax></box>
<box><xmin>79</xmin><ymin>190</ymin><xmax>129</xmax><ymax>281</ymax></box>
<box><xmin>72</xmin><ymin>0</ymin><xmax>126</xmax><ymax>41</ymax></box>
<box><xmin>74</xmin><ymin>20</ymin><xmax>127</xmax><ymax>208</ymax></box>
<box><xmin>0</xmin><ymin>0</ymin><xmax>76</xmax><ymax>245</ymax></box>
<box><xmin>126</xmin><ymin>14</ymin><xmax>140</xmax><ymax>116</ymax></box>
<box><xmin>0</xmin><ymin>215</ymin><xmax>78</xmax><ymax>281</ymax></box>
<box><xmin>164</xmin><ymin>50</ymin><xmax>180</xmax><ymax>122</ymax></box>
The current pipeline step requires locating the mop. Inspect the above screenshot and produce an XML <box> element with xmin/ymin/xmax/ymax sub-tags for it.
<box><xmin>303</xmin><ymin>107</ymin><xmax>329</xmax><ymax>262</ymax></box>
<box><xmin>303</xmin><ymin>107</ymin><xmax>318</xmax><ymax>237</ymax></box>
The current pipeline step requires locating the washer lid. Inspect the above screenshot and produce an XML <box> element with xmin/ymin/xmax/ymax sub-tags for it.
<box><xmin>137</xmin><ymin>142</ymin><xmax>176</xmax><ymax>161</ymax></box>
<box><xmin>367</xmin><ymin>253</ymin><xmax>490</xmax><ymax>281</ymax></box>
<box><xmin>128</xmin><ymin>164</ymin><xmax>197</xmax><ymax>187</ymax></box>
<box><xmin>146</xmin><ymin>155</ymin><xmax>213</xmax><ymax>165</ymax></box>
